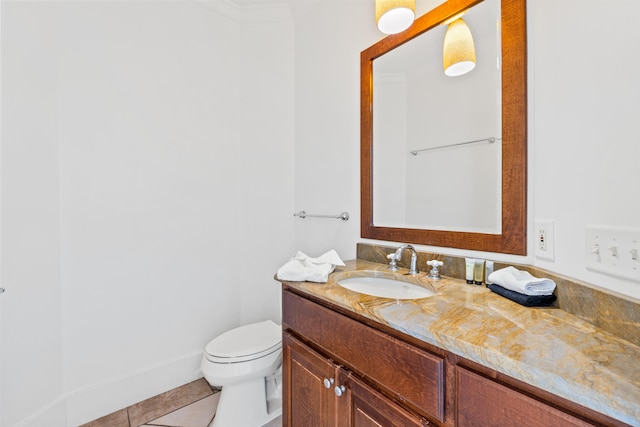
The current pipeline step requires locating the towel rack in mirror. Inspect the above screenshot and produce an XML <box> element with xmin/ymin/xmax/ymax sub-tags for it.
<box><xmin>410</xmin><ymin>137</ymin><xmax>497</xmax><ymax>156</ymax></box>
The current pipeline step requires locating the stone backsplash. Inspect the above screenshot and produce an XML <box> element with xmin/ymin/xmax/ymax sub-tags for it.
<box><xmin>357</xmin><ymin>243</ymin><xmax>640</xmax><ymax>347</ymax></box>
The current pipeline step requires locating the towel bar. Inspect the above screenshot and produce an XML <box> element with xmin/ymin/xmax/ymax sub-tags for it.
<box><xmin>410</xmin><ymin>137</ymin><xmax>497</xmax><ymax>156</ymax></box>
<box><xmin>294</xmin><ymin>211</ymin><xmax>349</xmax><ymax>221</ymax></box>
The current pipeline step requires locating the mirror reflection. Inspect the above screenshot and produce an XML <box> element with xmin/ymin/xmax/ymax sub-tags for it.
<box><xmin>361</xmin><ymin>0</ymin><xmax>527</xmax><ymax>255</ymax></box>
<box><xmin>373</xmin><ymin>0</ymin><xmax>502</xmax><ymax>233</ymax></box>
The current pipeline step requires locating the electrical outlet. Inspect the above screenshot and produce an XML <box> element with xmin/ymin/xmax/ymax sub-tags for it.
<box><xmin>535</xmin><ymin>219</ymin><xmax>555</xmax><ymax>261</ymax></box>
<box><xmin>538</xmin><ymin>227</ymin><xmax>547</xmax><ymax>251</ymax></box>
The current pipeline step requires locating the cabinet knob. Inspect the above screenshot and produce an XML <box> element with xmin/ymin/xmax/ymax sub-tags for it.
<box><xmin>334</xmin><ymin>385</ymin><xmax>346</xmax><ymax>397</ymax></box>
<box><xmin>323</xmin><ymin>378</ymin><xmax>334</xmax><ymax>389</ymax></box>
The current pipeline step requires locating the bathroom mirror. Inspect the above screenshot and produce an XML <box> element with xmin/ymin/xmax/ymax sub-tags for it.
<box><xmin>361</xmin><ymin>0</ymin><xmax>526</xmax><ymax>254</ymax></box>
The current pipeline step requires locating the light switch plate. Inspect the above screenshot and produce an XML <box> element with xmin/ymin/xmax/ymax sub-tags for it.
<box><xmin>585</xmin><ymin>225</ymin><xmax>640</xmax><ymax>282</ymax></box>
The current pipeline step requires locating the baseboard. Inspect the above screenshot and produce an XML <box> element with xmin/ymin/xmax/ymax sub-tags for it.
<box><xmin>66</xmin><ymin>350</ymin><xmax>204</xmax><ymax>427</ymax></box>
<box><xmin>12</xmin><ymin>398</ymin><xmax>67</xmax><ymax>427</ymax></box>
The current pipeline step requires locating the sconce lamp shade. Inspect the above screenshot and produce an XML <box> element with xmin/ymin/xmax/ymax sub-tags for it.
<box><xmin>443</xmin><ymin>18</ymin><xmax>476</xmax><ymax>76</ymax></box>
<box><xmin>376</xmin><ymin>0</ymin><xmax>416</xmax><ymax>35</ymax></box>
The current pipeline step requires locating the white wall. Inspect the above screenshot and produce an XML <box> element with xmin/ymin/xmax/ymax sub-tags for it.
<box><xmin>291</xmin><ymin>0</ymin><xmax>376</xmax><ymax>261</ymax></box>
<box><xmin>232</xmin><ymin>17</ymin><xmax>295</xmax><ymax>325</ymax></box>
<box><xmin>292</xmin><ymin>0</ymin><xmax>640</xmax><ymax>300</ymax></box>
<box><xmin>1</xmin><ymin>1</ymin><xmax>294</xmax><ymax>426</ymax></box>
<box><xmin>529</xmin><ymin>0</ymin><xmax>640</xmax><ymax>300</ymax></box>
<box><xmin>1</xmin><ymin>3</ymin><xmax>65</xmax><ymax>426</ymax></box>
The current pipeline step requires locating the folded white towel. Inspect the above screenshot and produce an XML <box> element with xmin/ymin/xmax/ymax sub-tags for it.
<box><xmin>276</xmin><ymin>250</ymin><xmax>345</xmax><ymax>283</ymax></box>
<box><xmin>487</xmin><ymin>266</ymin><xmax>556</xmax><ymax>296</ymax></box>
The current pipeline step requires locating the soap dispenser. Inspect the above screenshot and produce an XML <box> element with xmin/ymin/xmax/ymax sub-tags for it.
<box><xmin>426</xmin><ymin>260</ymin><xmax>443</xmax><ymax>280</ymax></box>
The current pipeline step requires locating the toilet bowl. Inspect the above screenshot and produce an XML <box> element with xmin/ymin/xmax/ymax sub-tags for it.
<box><xmin>201</xmin><ymin>320</ymin><xmax>283</xmax><ymax>427</ymax></box>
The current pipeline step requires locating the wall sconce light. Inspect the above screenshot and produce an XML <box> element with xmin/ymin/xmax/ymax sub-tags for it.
<box><xmin>443</xmin><ymin>17</ymin><xmax>476</xmax><ymax>76</ymax></box>
<box><xmin>375</xmin><ymin>0</ymin><xmax>416</xmax><ymax>35</ymax></box>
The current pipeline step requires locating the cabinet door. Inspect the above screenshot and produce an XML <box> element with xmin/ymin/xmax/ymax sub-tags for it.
<box><xmin>283</xmin><ymin>290</ymin><xmax>445</xmax><ymax>422</ymax></box>
<box><xmin>341</xmin><ymin>370</ymin><xmax>428</xmax><ymax>427</ymax></box>
<box><xmin>283</xmin><ymin>332</ymin><xmax>341</xmax><ymax>427</ymax></box>
<box><xmin>456</xmin><ymin>366</ymin><xmax>595</xmax><ymax>427</ymax></box>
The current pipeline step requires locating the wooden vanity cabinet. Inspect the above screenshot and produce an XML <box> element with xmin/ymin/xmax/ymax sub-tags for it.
<box><xmin>283</xmin><ymin>289</ymin><xmax>444</xmax><ymax>426</ymax></box>
<box><xmin>284</xmin><ymin>332</ymin><xmax>428</xmax><ymax>426</ymax></box>
<box><xmin>282</xmin><ymin>287</ymin><xmax>630</xmax><ymax>427</ymax></box>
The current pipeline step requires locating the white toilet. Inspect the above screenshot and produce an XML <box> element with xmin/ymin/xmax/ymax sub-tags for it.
<box><xmin>201</xmin><ymin>320</ymin><xmax>283</xmax><ymax>427</ymax></box>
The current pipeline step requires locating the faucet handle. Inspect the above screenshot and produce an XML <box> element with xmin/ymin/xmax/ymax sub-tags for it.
<box><xmin>426</xmin><ymin>260</ymin><xmax>443</xmax><ymax>280</ymax></box>
<box><xmin>387</xmin><ymin>253</ymin><xmax>399</xmax><ymax>272</ymax></box>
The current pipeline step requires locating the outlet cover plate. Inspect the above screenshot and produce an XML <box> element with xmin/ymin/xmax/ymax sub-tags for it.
<box><xmin>534</xmin><ymin>219</ymin><xmax>555</xmax><ymax>261</ymax></box>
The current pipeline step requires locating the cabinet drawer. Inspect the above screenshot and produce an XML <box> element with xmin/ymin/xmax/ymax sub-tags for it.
<box><xmin>456</xmin><ymin>366</ymin><xmax>595</xmax><ymax>427</ymax></box>
<box><xmin>344</xmin><ymin>370</ymin><xmax>429</xmax><ymax>427</ymax></box>
<box><xmin>283</xmin><ymin>290</ymin><xmax>445</xmax><ymax>422</ymax></box>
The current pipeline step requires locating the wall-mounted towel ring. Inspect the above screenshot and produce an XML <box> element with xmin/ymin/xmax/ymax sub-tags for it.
<box><xmin>294</xmin><ymin>211</ymin><xmax>349</xmax><ymax>221</ymax></box>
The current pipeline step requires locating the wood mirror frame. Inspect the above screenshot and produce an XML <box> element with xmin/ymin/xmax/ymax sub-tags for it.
<box><xmin>361</xmin><ymin>0</ymin><xmax>527</xmax><ymax>255</ymax></box>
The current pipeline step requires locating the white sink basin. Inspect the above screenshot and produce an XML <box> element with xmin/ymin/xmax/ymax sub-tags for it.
<box><xmin>336</xmin><ymin>276</ymin><xmax>435</xmax><ymax>300</ymax></box>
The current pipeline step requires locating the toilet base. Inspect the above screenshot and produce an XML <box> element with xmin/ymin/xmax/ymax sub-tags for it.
<box><xmin>211</xmin><ymin>375</ymin><xmax>282</xmax><ymax>427</ymax></box>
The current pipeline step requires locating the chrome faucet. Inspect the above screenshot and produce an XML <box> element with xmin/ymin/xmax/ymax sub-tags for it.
<box><xmin>388</xmin><ymin>244</ymin><xmax>419</xmax><ymax>275</ymax></box>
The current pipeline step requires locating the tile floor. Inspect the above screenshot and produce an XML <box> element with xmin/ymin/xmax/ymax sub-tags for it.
<box><xmin>79</xmin><ymin>378</ymin><xmax>282</xmax><ymax>427</ymax></box>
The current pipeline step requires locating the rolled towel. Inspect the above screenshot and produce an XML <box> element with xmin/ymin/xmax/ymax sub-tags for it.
<box><xmin>488</xmin><ymin>284</ymin><xmax>557</xmax><ymax>307</ymax></box>
<box><xmin>276</xmin><ymin>250</ymin><xmax>345</xmax><ymax>283</ymax></box>
<box><xmin>487</xmin><ymin>266</ymin><xmax>556</xmax><ymax>296</ymax></box>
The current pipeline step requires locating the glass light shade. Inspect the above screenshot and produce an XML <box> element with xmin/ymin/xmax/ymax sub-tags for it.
<box><xmin>376</xmin><ymin>0</ymin><xmax>416</xmax><ymax>35</ymax></box>
<box><xmin>443</xmin><ymin>18</ymin><xmax>476</xmax><ymax>76</ymax></box>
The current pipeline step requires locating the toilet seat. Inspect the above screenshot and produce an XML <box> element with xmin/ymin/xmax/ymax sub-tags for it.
<box><xmin>205</xmin><ymin>320</ymin><xmax>282</xmax><ymax>364</ymax></box>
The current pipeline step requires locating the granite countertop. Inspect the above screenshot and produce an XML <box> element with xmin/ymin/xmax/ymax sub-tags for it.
<box><xmin>280</xmin><ymin>259</ymin><xmax>640</xmax><ymax>426</ymax></box>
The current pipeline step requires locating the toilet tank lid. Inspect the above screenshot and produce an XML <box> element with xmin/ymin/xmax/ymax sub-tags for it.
<box><xmin>205</xmin><ymin>320</ymin><xmax>282</xmax><ymax>358</ymax></box>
